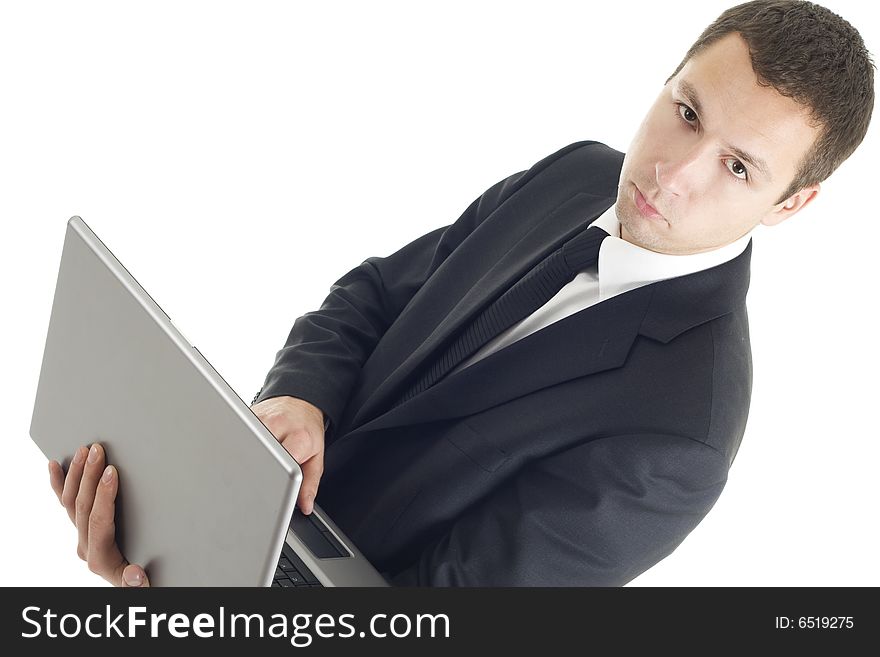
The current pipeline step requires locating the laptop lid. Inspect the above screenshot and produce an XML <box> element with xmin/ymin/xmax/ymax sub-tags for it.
<box><xmin>30</xmin><ymin>216</ymin><xmax>301</xmax><ymax>586</ymax></box>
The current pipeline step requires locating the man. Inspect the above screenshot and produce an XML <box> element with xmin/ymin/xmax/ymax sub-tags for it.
<box><xmin>49</xmin><ymin>0</ymin><xmax>874</xmax><ymax>587</ymax></box>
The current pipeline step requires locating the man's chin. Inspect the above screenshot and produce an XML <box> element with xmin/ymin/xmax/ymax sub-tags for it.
<box><xmin>617</xmin><ymin>214</ymin><xmax>670</xmax><ymax>253</ymax></box>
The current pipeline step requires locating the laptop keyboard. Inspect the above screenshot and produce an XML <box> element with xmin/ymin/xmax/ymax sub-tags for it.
<box><xmin>272</xmin><ymin>541</ymin><xmax>324</xmax><ymax>587</ymax></box>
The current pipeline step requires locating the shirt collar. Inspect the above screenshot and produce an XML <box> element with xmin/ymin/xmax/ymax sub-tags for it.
<box><xmin>588</xmin><ymin>202</ymin><xmax>754</xmax><ymax>301</ymax></box>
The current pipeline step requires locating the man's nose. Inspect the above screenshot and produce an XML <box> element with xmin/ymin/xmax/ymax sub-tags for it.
<box><xmin>656</xmin><ymin>143</ymin><xmax>709</xmax><ymax>197</ymax></box>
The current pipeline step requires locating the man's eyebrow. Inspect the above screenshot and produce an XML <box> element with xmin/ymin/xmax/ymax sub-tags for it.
<box><xmin>676</xmin><ymin>79</ymin><xmax>773</xmax><ymax>182</ymax></box>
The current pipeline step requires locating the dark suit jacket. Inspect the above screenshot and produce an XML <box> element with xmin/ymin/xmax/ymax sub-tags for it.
<box><xmin>253</xmin><ymin>140</ymin><xmax>753</xmax><ymax>586</ymax></box>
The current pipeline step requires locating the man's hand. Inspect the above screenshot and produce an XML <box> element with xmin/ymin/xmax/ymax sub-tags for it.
<box><xmin>48</xmin><ymin>443</ymin><xmax>150</xmax><ymax>587</ymax></box>
<box><xmin>250</xmin><ymin>396</ymin><xmax>325</xmax><ymax>515</ymax></box>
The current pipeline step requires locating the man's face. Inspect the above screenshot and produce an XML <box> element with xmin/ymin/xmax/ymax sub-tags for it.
<box><xmin>616</xmin><ymin>32</ymin><xmax>822</xmax><ymax>255</ymax></box>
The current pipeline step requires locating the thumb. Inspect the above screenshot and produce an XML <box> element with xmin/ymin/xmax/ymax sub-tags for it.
<box><xmin>298</xmin><ymin>454</ymin><xmax>324</xmax><ymax>515</ymax></box>
<box><xmin>121</xmin><ymin>564</ymin><xmax>150</xmax><ymax>588</ymax></box>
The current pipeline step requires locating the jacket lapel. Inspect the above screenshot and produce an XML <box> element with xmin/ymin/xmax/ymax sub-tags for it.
<box><xmin>346</xmin><ymin>282</ymin><xmax>654</xmax><ymax>437</ymax></box>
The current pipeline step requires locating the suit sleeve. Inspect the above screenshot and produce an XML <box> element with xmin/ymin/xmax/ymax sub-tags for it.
<box><xmin>383</xmin><ymin>432</ymin><xmax>730</xmax><ymax>586</ymax></box>
<box><xmin>250</xmin><ymin>167</ymin><xmax>531</xmax><ymax>433</ymax></box>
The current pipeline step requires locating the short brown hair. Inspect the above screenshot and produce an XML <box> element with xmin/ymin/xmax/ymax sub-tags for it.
<box><xmin>666</xmin><ymin>0</ymin><xmax>875</xmax><ymax>206</ymax></box>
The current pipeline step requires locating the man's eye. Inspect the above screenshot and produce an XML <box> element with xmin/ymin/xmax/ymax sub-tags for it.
<box><xmin>677</xmin><ymin>103</ymin><xmax>698</xmax><ymax>125</ymax></box>
<box><xmin>725</xmin><ymin>158</ymin><xmax>749</xmax><ymax>181</ymax></box>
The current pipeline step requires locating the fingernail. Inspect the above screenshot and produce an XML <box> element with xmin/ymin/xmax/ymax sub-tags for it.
<box><xmin>124</xmin><ymin>569</ymin><xmax>143</xmax><ymax>587</ymax></box>
<box><xmin>88</xmin><ymin>444</ymin><xmax>99</xmax><ymax>463</ymax></box>
<box><xmin>73</xmin><ymin>447</ymin><xmax>85</xmax><ymax>464</ymax></box>
<box><xmin>102</xmin><ymin>465</ymin><xmax>113</xmax><ymax>484</ymax></box>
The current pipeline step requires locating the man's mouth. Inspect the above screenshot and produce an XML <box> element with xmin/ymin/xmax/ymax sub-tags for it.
<box><xmin>633</xmin><ymin>184</ymin><xmax>666</xmax><ymax>223</ymax></box>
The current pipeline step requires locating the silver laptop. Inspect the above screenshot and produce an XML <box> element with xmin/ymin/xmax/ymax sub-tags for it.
<box><xmin>29</xmin><ymin>215</ymin><xmax>389</xmax><ymax>587</ymax></box>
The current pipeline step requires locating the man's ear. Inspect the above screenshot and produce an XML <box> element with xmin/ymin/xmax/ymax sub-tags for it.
<box><xmin>761</xmin><ymin>183</ymin><xmax>821</xmax><ymax>227</ymax></box>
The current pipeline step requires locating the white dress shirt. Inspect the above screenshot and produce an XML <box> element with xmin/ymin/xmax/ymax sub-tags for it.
<box><xmin>448</xmin><ymin>202</ymin><xmax>754</xmax><ymax>375</ymax></box>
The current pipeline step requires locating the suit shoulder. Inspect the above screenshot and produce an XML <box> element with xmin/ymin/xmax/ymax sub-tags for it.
<box><xmin>707</xmin><ymin>306</ymin><xmax>753</xmax><ymax>466</ymax></box>
<box><xmin>526</xmin><ymin>140</ymin><xmax>625</xmax><ymax>199</ymax></box>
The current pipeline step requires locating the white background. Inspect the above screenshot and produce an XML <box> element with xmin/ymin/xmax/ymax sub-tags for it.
<box><xmin>2</xmin><ymin>0</ymin><xmax>877</xmax><ymax>587</ymax></box>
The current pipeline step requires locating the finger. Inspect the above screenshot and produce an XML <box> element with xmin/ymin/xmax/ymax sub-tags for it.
<box><xmin>48</xmin><ymin>460</ymin><xmax>65</xmax><ymax>503</ymax></box>
<box><xmin>87</xmin><ymin>464</ymin><xmax>130</xmax><ymax>586</ymax></box>
<box><xmin>297</xmin><ymin>452</ymin><xmax>324</xmax><ymax>515</ymax></box>
<box><xmin>60</xmin><ymin>445</ymin><xmax>88</xmax><ymax>525</ymax></box>
<box><xmin>273</xmin><ymin>422</ymin><xmax>324</xmax><ymax>514</ymax></box>
<box><xmin>76</xmin><ymin>443</ymin><xmax>106</xmax><ymax>561</ymax></box>
<box><xmin>121</xmin><ymin>564</ymin><xmax>150</xmax><ymax>588</ymax></box>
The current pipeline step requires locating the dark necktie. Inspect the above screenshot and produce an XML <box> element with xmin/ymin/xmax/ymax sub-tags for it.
<box><xmin>391</xmin><ymin>224</ymin><xmax>611</xmax><ymax>408</ymax></box>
